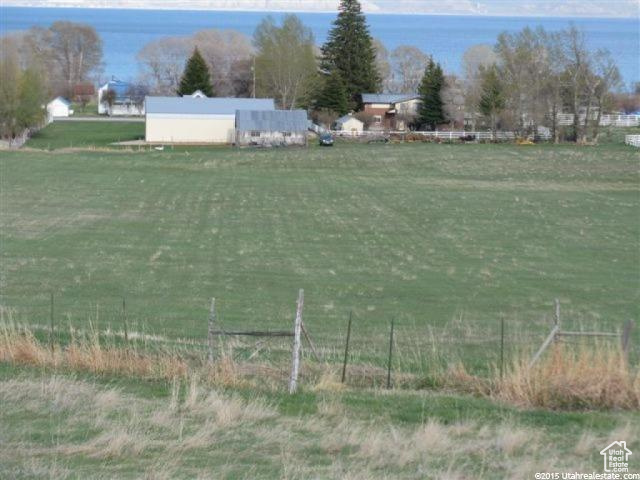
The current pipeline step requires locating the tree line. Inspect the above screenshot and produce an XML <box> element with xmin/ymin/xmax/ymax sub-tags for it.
<box><xmin>1</xmin><ymin>0</ymin><xmax>638</xmax><ymax>143</ymax></box>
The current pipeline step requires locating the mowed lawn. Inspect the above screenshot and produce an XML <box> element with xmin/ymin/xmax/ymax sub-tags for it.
<box><xmin>1</xmin><ymin>132</ymin><xmax>638</xmax><ymax>370</ymax></box>
<box><xmin>25</xmin><ymin>121</ymin><xmax>145</xmax><ymax>150</ymax></box>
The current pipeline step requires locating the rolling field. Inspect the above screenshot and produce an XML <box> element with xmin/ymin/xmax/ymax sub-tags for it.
<box><xmin>1</xmin><ymin>123</ymin><xmax>640</xmax><ymax>478</ymax></box>
<box><xmin>2</xmin><ymin>126</ymin><xmax>639</xmax><ymax>373</ymax></box>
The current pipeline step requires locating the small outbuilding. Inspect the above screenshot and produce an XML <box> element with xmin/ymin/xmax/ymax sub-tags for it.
<box><xmin>335</xmin><ymin>114</ymin><xmax>364</xmax><ymax>135</ymax></box>
<box><xmin>145</xmin><ymin>96</ymin><xmax>276</xmax><ymax>144</ymax></box>
<box><xmin>47</xmin><ymin>97</ymin><xmax>72</xmax><ymax>119</ymax></box>
<box><xmin>235</xmin><ymin>110</ymin><xmax>310</xmax><ymax>147</ymax></box>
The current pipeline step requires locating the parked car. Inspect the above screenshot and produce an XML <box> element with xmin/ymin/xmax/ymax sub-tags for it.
<box><xmin>319</xmin><ymin>133</ymin><xmax>334</xmax><ymax>146</ymax></box>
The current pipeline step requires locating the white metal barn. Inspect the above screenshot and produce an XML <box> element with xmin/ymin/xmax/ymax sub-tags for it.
<box><xmin>47</xmin><ymin>97</ymin><xmax>72</xmax><ymax>119</ymax></box>
<box><xmin>145</xmin><ymin>97</ymin><xmax>275</xmax><ymax>144</ymax></box>
<box><xmin>235</xmin><ymin>110</ymin><xmax>310</xmax><ymax>147</ymax></box>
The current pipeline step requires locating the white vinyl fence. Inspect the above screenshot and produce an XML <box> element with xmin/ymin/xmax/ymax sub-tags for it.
<box><xmin>625</xmin><ymin>135</ymin><xmax>640</xmax><ymax>147</ymax></box>
<box><xmin>557</xmin><ymin>114</ymin><xmax>640</xmax><ymax>127</ymax></box>
<box><xmin>331</xmin><ymin>130</ymin><xmax>551</xmax><ymax>141</ymax></box>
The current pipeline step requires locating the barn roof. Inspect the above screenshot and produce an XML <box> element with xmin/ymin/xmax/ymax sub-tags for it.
<box><xmin>49</xmin><ymin>96</ymin><xmax>71</xmax><ymax>106</ymax></box>
<box><xmin>102</xmin><ymin>79</ymin><xmax>131</xmax><ymax>99</ymax></box>
<box><xmin>236</xmin><ymin>110</ymin><xmax>309</xmax><ymax>133</ymax></box>
<box><xmin>336</xmin><ymin>114</ymin><xmax>363</xmax><ymax>124</ymax></box>
<box><xmin>145</xmin><ymin>97</ymin><xmax>275</xmax><ymax>115</ymax></box>
<box><xmin>361</xmin><ymin>93</ymin><xmax>420</xmax><ymax>104</ymax></box>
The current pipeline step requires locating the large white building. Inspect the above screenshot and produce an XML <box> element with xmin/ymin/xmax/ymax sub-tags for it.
<box><xmin>145</xmin><ymin>97</ymin><xmax>276</xmax><ymax>144</ymax></box>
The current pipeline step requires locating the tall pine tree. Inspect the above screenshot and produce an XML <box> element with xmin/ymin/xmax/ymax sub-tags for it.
<box><xmin>320</xmin><ymin>0</ymin><xmax>380</xmax><ymax>108</ymax></box>
<box><xmin>314</xmin><ymin>70</ymin><xmax>349</xmax><ymax>115</ymax></box>
<box><xmin>177</xmin><ymin>48</ymin><xmax>214</xmax><ymax>97</ymax></box>
<box><xmin>417</xmin><ymin>59</ymin><xmax>446</xmax><ymax>130</ymax></box>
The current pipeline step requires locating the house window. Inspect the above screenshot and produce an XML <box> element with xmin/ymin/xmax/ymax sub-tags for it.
<box><xmin>250</xmin><ymin>131</ymin><xmax>261</xmax><ymax>138</ymax></box>
<box><xmin>282</xmin><ymin>132</ymin><xmax>292</xmax><ymax>137</ymax></box>
<box><xmin>373</xmin><ymin>115</ymin><xmax>382</xmax><ymax>124</ymax></box>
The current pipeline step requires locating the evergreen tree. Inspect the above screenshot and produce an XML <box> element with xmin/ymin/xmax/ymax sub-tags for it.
<box><xmin>417</xmin><ymin>59</ymin><xmax>445</xmax><ymax>130</ymax></box>
<box><xmin>320</xmin><ymin>0</ymin><xmax>380</xmax><ymax>108</ymax></box>
<box><xmin>314</xmin><ymin>70</ymin><xmax>349</xmax><ymax>115</ymax></box>
<box><xmin>177</xmin><ymin>48</ymin><xmax>214</xmax><ymax>97</ymax></box>
<box><xmin>478</xmin><ymin>65</ymin><xmax>505</xmax><ymax>139</ymax></box>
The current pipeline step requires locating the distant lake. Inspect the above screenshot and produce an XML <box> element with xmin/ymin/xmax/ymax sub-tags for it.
<box><xmin>1</xmin><ymin>6</ymin><xmax>638</xmax><ymax>87</ymax></box>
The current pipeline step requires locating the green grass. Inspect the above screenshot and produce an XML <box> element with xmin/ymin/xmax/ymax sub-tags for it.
<box><xmin>0</xmin><ymin>364</ymin><xmax>637</xmax><ymax>479</ymax></box>
<box><xmin>2</xmin><ymin>123</ymin><xmax>639</xmax><ymax>477</ymax></box>
<box><xmin>25</xmin><ymin>121</ymin><xmax>144</xmax><ymax>150</ymax></box>
<box><xmin>2</xmin><ymin>124</ymin><xmax>640</xmax><ymax>373</ymax></box>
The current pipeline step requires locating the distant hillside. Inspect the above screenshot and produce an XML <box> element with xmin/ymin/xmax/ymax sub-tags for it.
<box><xmin>2</xmin><ymin>0</ymin><xmax>382</xmax><ymax>13</ymax></box>
<box><xmin>2</xmin><ymin>0</ymin><xmax>636</xmax><ymax>17</ymax></box>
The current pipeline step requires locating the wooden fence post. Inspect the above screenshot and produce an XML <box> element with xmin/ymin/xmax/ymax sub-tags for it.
<box><xmin>49</xmin><ymin>292</ymin><xmax>55</xmax><ymax>354</ymax></box>
<box><xmin>529</xmin><ymin>325</ymin><xmax>560</xmax><ymax>368</ymax></box>
<box><xmin>208</xmin><ymin>298</ymin><xmax>216</xmax><ymax>363</ymax></box>
<box><xmin>621</xmin><ymin>319</ymin><xmax>634</xmax><ymax>365</ymax></box>
<box><xmin>554</xmin><ymin>298</ymin><xmax>560</xmax><ymax>327</ymax></box>
<box><xmin>386</xmin><ymin>318</ymin><xmax>395</xmax><ymax>389</ymax></box>
<box><xmin>289</xmin><ymin>289</ymin><xmax>304</xmax><ymax>394</ymax></box>
<box><xmin>500</xmin><ymin>315</ymin><xmax>505</xmax><ymax>380</ymax></box>
<box><xmin>341</xmin><ymin>311</ymin><xmax>353</xmax><ymax>384</ymax></box>
<box><xmin>122</xmin><ymin>297</ymin><xmax>128</xmax><ymax>343</ymax></box>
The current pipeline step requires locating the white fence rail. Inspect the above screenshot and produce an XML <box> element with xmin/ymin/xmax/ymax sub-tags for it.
<box><xmin>330</xmin><ymin>130</ymin><xmax>551</xmax><ymax>141</ymax></box>
<box><xmin>625</xmin><ymin>135</ymin><xmax>640</xmax><ymax>147</ymax></box>
<box><xmin>557</xmin><ymin>114</ymin><xmax>640</xmax><ymax>127</ymax></box>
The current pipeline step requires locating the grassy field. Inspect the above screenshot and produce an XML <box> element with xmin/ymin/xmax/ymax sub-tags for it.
<box><xmin>3</xmin><ymin>122</ymin><xmax>640</xmax><ymax>373</ymax></box>
<box><xmin>1</xmin><ymin>362</ymin><xmax>637</xmax><ymax>480</ymax></box>
<box><xmin>25</xmin><ymin>121</ymin><xmax>145</xmax><ymax>150</ymax></box>
<box><xmin>1</xmin><ymin>122</ymin><xmax>639</xmax><ymax>478</ymax></box>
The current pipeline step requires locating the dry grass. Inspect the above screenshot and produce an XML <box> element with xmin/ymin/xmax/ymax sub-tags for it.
<box><xmin>1</xmin><ymin>323</ymin><xmax>638</xmax><ymax>411</ymax></box>
<box><xmin>493</xmin><ymin>344</ymin><xmax>639</xmax><ymax>410</ymax></box>
<box><xmin>0</xmin><ymin>325</ymin><xmax>188</xmax><ymax>380</ymax></box>
<box><xmin>439</xmin><ymin>342</ymin><xmax>639</xmax><ymax>410</ymax></box>
<box><xmin>1</xmin><ymin>371</ymin><xmax>637</xmax><ymax>479</ymax></box>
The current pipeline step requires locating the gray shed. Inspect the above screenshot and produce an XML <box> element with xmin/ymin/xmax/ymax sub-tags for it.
<box><xmin>235</xmin><ymin>110</ymin><xmax>309</xmax><ymax>147</ymax></box>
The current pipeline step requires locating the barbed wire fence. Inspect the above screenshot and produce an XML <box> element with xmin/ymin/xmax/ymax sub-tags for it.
<box><xmin>1</xmin><ymin>290</ymin><xmax>636</xmax><ymax>390</ymax></box>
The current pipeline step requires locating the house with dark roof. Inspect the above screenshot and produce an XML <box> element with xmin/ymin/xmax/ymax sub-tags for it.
<box><xmin>98</xmin><ymin>78</ymin><xmax>146</xmax><ymax>116</ymax></box>
<box><xmin>144</xmin><ymin>96</ymin><xmax>276</xmax><ymax>144</ymax></box>
<box><xmin>235</xmin><ymin>110</ymin><xmax>310</xmax><ymax>147</ymax></box>
<box><xmin>361</xmin><ymin>93</ymin><xmax>421</xmax><ymax>131</ymax></box>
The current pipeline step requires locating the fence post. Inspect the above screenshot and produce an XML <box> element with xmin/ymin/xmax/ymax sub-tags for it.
<box><xmin>621</xmin><ymin>319</ymin><xmax>634</xmax><ymax>365</ymax></box>
<box><xmin>554</xmin><ymin>298</ymin><xmax>560</xmax><ymax>327</ymax></box>
<box><xmin>122</xmin><ymin>297</ymin><xmax>128</xmax><ymax>343</ymax></box>
<box><xmin>341</xmin><ymin>311</ymin><xmax>353</xmax><ymax>383</ymax></box>
<box><xmin>386</xmin><ymin>318</ymin><xmax>395</xmax><ymax>389</ymax></box>
<box><xmin>500</xmin><ymin>315</ymin><xmax>505</xmax><ymax>380</ymax></box>
<box><xmin>207</xmin><ymin>298</ymin><xmax>216</xmax><ymax>363</ymax></box>
<box><xmin>49</xmin><ymin>292</ymin><xmax>55</xmax><ymax>354</ymax></box>
<box><xmin>289</xmin><ymin>289</ymin><xmax>304</xmax><ymax>394</ymax></box>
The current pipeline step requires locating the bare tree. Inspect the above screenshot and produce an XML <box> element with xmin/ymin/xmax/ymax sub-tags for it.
<box><xmin>461</xmin><ymin>44</ymin><xmax>497</xmax><ymax>129</ymax></box>
<box><xmin>193</xmin><ymin>29</ymin><xmax>253</xmax><ymax>96</ymax></box>
<box><xmin>588</xmin><ymin>50</ymin><xmax>622</xmax><ymax>142</ymax></box>
<box><xmin>137</xmin><ymin>36</ymin><xmax>192</xmax><ymax>95</ymax></box>
<box><xmin>373</xmin><ymin>39</ymin><xmax>392</xmax><ymax>92</ymax></box>
<box><xmin>390</xmin><ymin>45</ymin><xmax>429</xmax><ymax>93</ymax></box>
<box><xmin>442</xmin><ymin>75</ymin><xmax>466</xmax><ymax>129</ymax></box>
<box><xmin>48</xmin><ymin>21</ymin><xmax>103</xmax><ymax>96</ymax></box>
